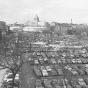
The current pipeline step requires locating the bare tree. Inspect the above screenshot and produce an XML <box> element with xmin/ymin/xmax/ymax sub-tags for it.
<box><xmin>0</xmin><ymin>33</ymin><xmax>27</xmax><ymax>88</ymax></box>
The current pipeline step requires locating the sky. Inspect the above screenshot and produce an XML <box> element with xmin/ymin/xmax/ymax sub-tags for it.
<box><xmin>0</xmin><ymin>0</ymin><xmax>88</xmax><ymax>24</ymax></box>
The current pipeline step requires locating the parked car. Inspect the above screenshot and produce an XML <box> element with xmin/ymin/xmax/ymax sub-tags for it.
<box><xmin>72</xmin><ymin>65</ymin><xmax>79</xmax><ymax>71</ymax></box>
<box><xmin>67</xmin><ymin>84</ymin><xmax>72</xmax><ymax>88</ymax></box>
<box><xmin>51</xmin><ymin>54</ymin><xmax>56</xmax><ymax>58</ymax></box>
<box><xmin>43</xmin><ymin>58</ymin><xmax>48</xmax><ymax>63</ymax></box>
<box><xmin>84</xmin><ymin>64</ymin><xmax>88</xmax><ymax>68</ymax></box>
<box><xmin>46</xmin><ymin>66</ymin><xmax>53</xmax><ymax>71</ymax></box>
<box><xmin>51</xmin><ymin>79</ymin><xmax>61</xmax><ymax>88</ymax></box>
<box><xmin>50</xmin><ymin>69</ymin><xmax>57</xmax><ymax>76</ymax></box>
<box><xmin>42</xmin><ymin>70</ymin><xmax>48</xmax><ymax>77</ymax></box>
<box><xmin>71</xmin><ymin>59</ymin><xmax>76</xmax><ymax>63</ymax></box>
<box><xmin>7</xmin><ymin>81</ymin><xmax>19</xmax><ymax>88</ymax></box>
<box><xmin>57</xmin><ymin>69</ymin><xmax>63</xmax><ymax>75</ymax></box>
<box><xmin>38</xmin><ymin>58</ymin><xmax>44</xmax><ymax>64</ymax></box>
<box><xmin>74</xmin><ymin>85</ymin><xmax>82</xmax><ymax>88</ymax></box>
<box><xmin>84</xmin><ymin>68</ymin><xmax>88</xmax><ymax>74</ymax></box>
<box><xmin>77</xmin><ymin>78</ymin><xmax>86</xmax><ymax>86</ymax></box>
<box><xmin>2</xmin><ymin>81</ymin><xmax>8</xmax><ymax>88</ymax></box>
<box><xmin>69</xmin><ymin>79</ymin><xmax>78</xmax><ymax>87</ymax></box>
<box><xmin>77</xmin><ymin>65</ymin><xmax>85</xmax><ymax>70</ymax></box>
<box><xmin>76</xmin><ymin>59</ymin><xmax>82</xmax><ymax>63</ymax></box>
<box><xmin>65</xmin><ymin>65</ymin><xmax>72</xmax><ymax>71</ymax></box>
<box><xmin>81</xmin><ymin>58</ymin><xmax>87</xmax><ymax>64</ymax></box>
<box><xmin>34</xmin><ymin>59</ymin><xmax>39</xmax><ymax>65</ymax></box>
<box><xmin>86</xmin><ymin>59</ymin><xmax>88</xmax><ymax>63</ymax></box>
<box><xmin>57</xmin><ymin>59</ymin><xmax>62</xmax><ymax>64</ymax></box>
<box><xmin>84</xmin><ymin>78</ymin><xmax>88</xmax><ymax>85</ymax></box>
<box><xmin>3</xmin><ymin>73</ymin><xmax>19</xmax><ymax>82</ymax></box>
<box><xmin>40</xmin><ymin>66</ymin><xmax>46</xmax><ymax>71</ymax></box>
<box><xmin>29</xmin><ymin>58</ymin><xmax>34</xmax><ymax>65</ymax></box>
<box><xmin>83</xmin><ymin>85</ymin><xmax>88</xmax><ymax>88</ymax></box>
<box><xmin>61</xmin><ymin>59</ymin><xmax>67</xmax><ymax>64</ymax></box>
<box><xmin>33</xmin><ymin>66</ymin><xmax>42</xmax><ymax>77</ymax></box>
<box><xmin>35</xmin><ymin>79</ymin><xmax>44</xmax><ymax>88</ymax></box>
<box><xmin>62</xmin><ymin>53</ymin><xmax>67</xmax><ymax>57</ymax></box>
<box><xmin>43</xmin><ymin>79</ymin><xmax>53</xmax><ymax>88</ymax></box>
<box><xmin>34</xmin><ymin>69</ymin><xmax>42</xmax><ymax>77</ymax></box>
<box><xmin>66</xmin><ymin>59</ymin><xmax>72</xmax><ymax>63</ymax></box>
<box><xmin>50</xmin><ymin>58</ymin><xmax>57</xmax><ymax>64</ymax></box>
<box><xmin>78</xmin><ymin>69</ymin><xmax>85</xmax><ymax>75</ymax></box>
<box><xmin>71</xmin><ymin>69</ymin><xmax>78</xmax><ymax>75</ymax></box>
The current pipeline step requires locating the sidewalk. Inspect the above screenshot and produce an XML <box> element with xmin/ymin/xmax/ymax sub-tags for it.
<box><xmin>0</xmin><ymin>69</ymin><xmax>7</xmax><ymax>87</ymax></box>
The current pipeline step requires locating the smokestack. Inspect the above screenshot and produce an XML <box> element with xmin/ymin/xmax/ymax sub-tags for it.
<box><xmin>71</xmin><ymin>19</ymin><xmax>72</xmax><ymax>24</ymax></box>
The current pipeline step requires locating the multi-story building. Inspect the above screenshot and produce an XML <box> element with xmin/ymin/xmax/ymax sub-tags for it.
<box><xmin>23</xmin><ymin>14</ymin><xmax>46</xmax><ymax>32</ymax></box>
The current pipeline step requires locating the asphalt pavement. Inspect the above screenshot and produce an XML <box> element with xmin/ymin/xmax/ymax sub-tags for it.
<box><xmin>0</xmin><ymin>68</ymin><xmax>7</xmax><ymax>88</ymax></box>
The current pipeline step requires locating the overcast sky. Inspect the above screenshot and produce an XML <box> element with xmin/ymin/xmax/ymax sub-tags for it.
<box><xmin>0</xmin><ymin>0</ymin><xmax>88</xmax><ymax>24</ymax></box>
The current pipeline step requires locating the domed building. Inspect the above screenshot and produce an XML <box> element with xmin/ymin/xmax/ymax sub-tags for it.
<box><xmin>23</xmin><ymin>14</ymin><xmax>46</xmax><ymax>32</ymax></box>
<box><xmin>34</xmin><ymin>14</ymin><xmax>39</xmax><ymax>22</ymax></box>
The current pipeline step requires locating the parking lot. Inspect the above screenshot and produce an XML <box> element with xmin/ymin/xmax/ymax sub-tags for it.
<box><xmin>20</xmin><ymin>45</ymin><xmax>88</xmax><ymax>88</ymax></box>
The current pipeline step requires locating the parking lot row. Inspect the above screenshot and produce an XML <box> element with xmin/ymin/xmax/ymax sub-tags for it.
<box><xmin>34</xmin><ymin>77</ymin><xmax>88</xmax><ymax>88</ymax></box>
<box><xmin>32</xmin><ymin>64</ymin><xmax>88</xmax><ymax>78</ymax></box>
<box><xmin>29</xmin><ymin>57</ymin><xmax>88</xmax><ymax>65</ymax></box>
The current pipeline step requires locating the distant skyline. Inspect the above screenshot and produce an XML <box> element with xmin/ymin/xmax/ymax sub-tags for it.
<box><xmin>0</xmin><ymin>0</ymin><xmax>88</xmax><ymax>24</ymax></box>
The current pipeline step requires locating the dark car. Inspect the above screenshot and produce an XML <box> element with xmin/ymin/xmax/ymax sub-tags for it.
<box><xmin>69</xmin><ymin>79</ymin><xmax>78</xmax><ymax>87</ymax></box>
<box><xmin>28</xmin><ymin>58</ymin><xmax>34</xmax><ymax>65</ymax></box>
<box><xmin>75</xmin><ymin>85</ymin><xmax>82</xmax><ymax>88</ymax></box>
<box><xmin>72</xmin><ymin>65</ymin><xmax>79</xmax><ymax>71</ymax></box>
<box><xmin>48</xmin><ymin>69</ymin><xmax>57</xmax><ymax>76</ymax></box>
<box><xmin>84</xmin><ymin>78</ymin><xmax>88</xmax><ymax>85</ymax></box>
<box><xmin>66</xmin><ymin>59</ymin><xmax>72</xmax><ymax>63</ymax></box>
<box><xmin>78</xmin><ymin>69</ymin><xmax>85</xmax><ymax>75</ymax></box>
<box><xmin>7</xmin><ymin>81</ymin><xmax>19</xmax><ymax>88</ymax></box>
<box><xmin>38</xmin><ymin>58</ymin><xmax>45</xmax><ymax>64</ymax></box>
<box><xmin>86</xmin><ymin>59</ymin><xmax>88</xmax><ymax>63</ymax></box>
<box><xmin>50</xmin><ymin>59</ymin><xmax>57</xmax><ymax>64</ymax></box>
<box><xmin>67</xmin><ymin>84</ymin><xmax>72</xmax><ymax>88</ymax></box>
<box><xmin>77</xmin><ymin>65</ymin><xmax>85</xmax><ymax>70</ymax></box>
<box><xmin>57</xmin><ymin>59</ymin><xmax>62</xmax><ymax>64</ymax></box>
<box><xmin>43</xmin><ymin>79</ymin><xmax>53</xmax><ymax>88</ymax></box>
<box><xmin>46</xmin><ymin>52</ymin><xmax>52</xmax><ymax>58</ymax></box>
<box><xmin>33</xmin><ymin>67</ymin><xmax>42</xmax><ymax>77</ymax></box>
<box><xmin>43</xmin><ymin>58</ymin><xmax>48</xmax><ymax>63</ymax></box>
<box><xmin>84</xmin><ymin>68</ymin><xmax>88</xmax><ymax>75</ymax></box>
<box><xmin>57</xmin><ymin>69</ymin><xmax>63</xmax><ymax>75</ymax></box>
<box><xmin>81</xmin><ymin>58</ymin><xmax>87</xmax><ymax>64</ymax></box>
<box><xmin>2</xmin><ymin>81</ymin><xmax>8</xmax><ymax>88</ymax></box>
<box><xmin>35</xmin><ymin>79</ymin><xmax>44</xmax><ymax>88</ymax></box>
<box><xmin>51</xmin><ymin>79</ymin><xmax>61</xmax><ymax>88</ymax></box>
<box><xmin>61</xmin><ymin>59</ymin><xmax>67</xmax><ymax>64</ymax></box>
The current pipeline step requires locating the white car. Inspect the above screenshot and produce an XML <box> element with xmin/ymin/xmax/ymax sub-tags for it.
<box><xmin>42</xmin><ymin>70</ymin><xmax>48</xmax><ymax>76</ymax></box>
<box><xmin>78</xmin><ymin>78</ymin><xmax>86</xmax><ymax>86</ymax></box>
<box><xmin>34</xmin><ymin>60</ymin><xmax>39</xmax><ymax>65</ymax></box>
<box><xmin>76</xmin><ymin>59</ymin><xmax>82</xmax><ymax>63</ymax></box>
<box><xmin>3</xmin><ymin>73</ymin><xmax>19</xmax><ymax>82</ymax></box>
<box><xmin>71</xmin><ymin>69</ymin><xmax>78</xmax><ymax>75</ymax></box>
<box><xmin>65</xmin><ymin>65</ymin><xmax>72</xmax><ymax>71</ymax></box>
<box><xmin>84</xmin><ymin>64</ymin><xmax>88</xmax><ymax>68</ymax></box>
<box><xmin>70</xmin><ymin>54</ymin><xmax>74</xmax><ymax>57</ymax></box>
<box><xmin>71</xmin><ymin>59</ymin><xmax>76</xmax><ymax>63</ymax></box>
<box><xmin>46</xmin><ymin>66</ymin><xmax>52</xmax><ymax>71</ymax></box>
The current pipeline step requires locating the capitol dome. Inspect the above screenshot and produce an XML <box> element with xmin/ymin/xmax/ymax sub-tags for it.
<box><xmin>34</xmin><ymin>14</ymin><xmax>39</xmax><ymax>22</ymax></box>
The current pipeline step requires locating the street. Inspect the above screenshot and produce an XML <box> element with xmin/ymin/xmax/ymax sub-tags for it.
<box><xmin>0</xmin><ymin>69</ymin><xmax>7</xmax><ymax>88</ymax></box>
